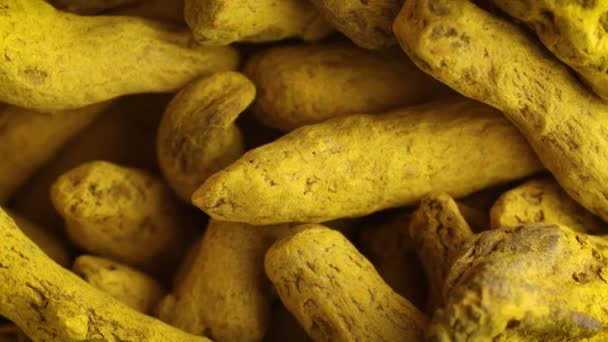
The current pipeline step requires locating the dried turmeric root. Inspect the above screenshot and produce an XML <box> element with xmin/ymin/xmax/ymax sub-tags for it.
<box><xmin>73</xmin><ymin>255</ymin><xmax>165</xmax><ymax>314</ymax></box>
<box><xmin>0</xmin><ymin>0</ymin><xmax>239</xmax><ymax>111</ymax></box>
<box><xmin>491</xmin><ymin>177</ymin><xmax>605</xmax><ymax>234</ymax></box>
<box><xmin>157</xmin><ymin>220</ymin><xmax>273</xmax><ymax>342</ymax></box>
<box><xmin>429</xmin><ymin>224</ymin><xmax>608</xmax><ymax>341</ymax></box>
<box><xmin>193</xmin><ymin>98</ymin><xmax>542</xmax><ymax>224</ymax></box>
<box><xmin>393</xmin><ymin>0</ymin><xmax>608</xmax><ymax>223</ymax></box>
<box><xmin>243</xmin><ymin>42</ymin><xmax>451</xmax><ymax>131</ymax></box>
<box><xmin>265</xmin><ymin>225</ymin><xmax>428</xmax><ymax>341</ymax></box>
<box><xmin>490</xmin><ymin>0</ymin><xmax>608</xmax><ymax>100</ymax></box>
<box><xmin>0</xmin><ymin>101</ymin><xmax>113</xmax><ymax>203</ymax></box>
<box><xmin>408</xmin><ymin>193</ymin><xmax>474</xmax><ymax>314</ymax></box>
<box><xmin>184</xmin><ymin>0</ymin><xmax>333</xmax><ymax>45</ymax></box>
<box><xmin>0</xmin><ymin>207</ymin><xmax>210</xmax><ymax>342</ymax></box>
<box><xmin>308</xmin><ymin>0</ymin><xmax>401</xmax><ymax>49</ymax></box>
<box><xmin>157</xmin><ymin>72</ymin><xmax>253</xmax><ymax>202</ymax></box>
<box><xmin>51</xmin><ymin>161</ymin><xmax>185</xmax><ymax>269</ymax></box>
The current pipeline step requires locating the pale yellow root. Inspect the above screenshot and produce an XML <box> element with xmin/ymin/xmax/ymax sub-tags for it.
<box><xmin>0</xmin><ymin>101</ymin><xmax>113</xmax><ymax>203</ymax></box>
<box><xmin>51</xmin><ymin>161</ymin><xmax>186</xmax><ymax>269</ymax></box>
<box><xmin>408</xmin><ymin>192</ymin><xmax>473</xmax><ymax>314</ymax></box>
<box><xmin>0</xmin><ymin>0</ymin><xmax>239</xmax><ymax>111</ymax></box>
<box><xmin>193</xmin><ymin>98</ymin><xmax>543</xmax><ymax>224</ymax></box>
<box><xmin>265</xmin><ymin>225</ymin><xmax>428</xmax><ymax>341</ymax></box>
<box><xmin>243</xmin><ymin>42</ymin><xmax>452</xmax><ymax>131</ymax></box>
<box><xmin>184</xmin><ymin>0</ymin><xmax>333</xmax><ymax>45</ymax></box>
<box><xmin>393</xmin><ymin>0</ymin><xmax>608</xmax><ymax>223</ymax></box>
<box><xmin>491</xmin><ymin>177</ymin><xmax>605</xmax><ymax>234</ymax></box>
<box><xmin>0</xmin><ymin>207</ymin><xmax>211</xmax><ymax>342</ymax></box>
<box><xmin>429</xmin><ymin>224</ymin><xmax>608</xmax><ymax>341</ymax></box>
<box><xmin>156</xmin><ymin>220</ymin><xmax>273</xmax><ymax>342</ymax></box>
<box><xmin>73</xmin><ymin>255</ymin><xmax>165</xmax><ymax>314</ymax></box>
<box><xmin>157</xmin><ymin>72</ymin><xmax>253</xmax><ymax>202</ymax></box>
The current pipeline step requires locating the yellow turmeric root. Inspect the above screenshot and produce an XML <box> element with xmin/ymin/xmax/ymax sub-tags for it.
<box><xmin>490</xmin><ymin>0</ymin><xmax>608</xmax><ymax>100</ymax></box>
<box><xmin>156</xmin><ymin>220</ymin><xmax>273</xmax><ymax>342</ymax></box>
<box><xmin>157</xmin><ymin>72</ymin><xmax>253</xmax><ymax>202</ymax></box>
<box><xmin>408</xmin><ymin>192</ymin><xmax>473</xmax><ymax>314</ymax></box>
<box><xmin>243</xmin><ymin>42</ymin><xmax>452</xmax><ymax>131</ymax></box>
<box><xmin>193</xmin><ymin>98</ymin><xmax>543</xmax><ymax>224</ymax></box>
<box><xmin>73</xmin><ymin>255</ymin><xmax>165</xmax><ymax>314</ymax></box>
<box><xmin>308</xmin><ymin>0</ymin><xmax>402</xmax><ymax>49</ymax></box>
<box><xmin>9</xmin><ymin>94</ymin><xmax>168</xmax><ymax>231</ymax></box>
<box><xmin>265</xmin><ymin>225</ymin><xmax>428</xmax><ymax>341</ymax></box>
<box><xmin>51</xmin><ymin>161</ymin><xmax>185</xmax><ymax>269</ymax></box>
<box><xmin>0</xmin><ymin>207</ymin><xmax>211</xmax><ymax>342</ymax></box>
<box><xmin>393</xmin><ymin>0</ymin><xmax>608</xmax><ymax>223</ymax></box>
<box><xmin>0</xmin><ymin>0</ymin><xmax>239</xmax><ymax>111</ymax></box>
<box><xmin>184</xmin><ymin>0</ymin><xmax>333</xmax><ymax>46</ymax></box>
<box><xmin>429</xmin><ymin>224</ymin><xmax>608</xmax><ymax>341</ymax></box>
<box><xmin>0</xmin><ymin>101</ymin><xmax>113</xmax><ymax>203</ymax></box>
<box><xmin>6</xmin><ymin>210</ymin><xmax>70</xmax><ymax>267</ymax></box>
<box><xmin>491</xmin><ymin>177</ymin><xmax>605</xmax><ymax>234</ymax></box>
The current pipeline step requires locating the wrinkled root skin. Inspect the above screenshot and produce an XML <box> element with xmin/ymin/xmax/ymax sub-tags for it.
<box><xmin>0</xmin><ymin>207</ymin><xmax>210</xmax><ymax>342</ymax></box>
<box><xmin>265</xmin><ymin>225</ymin><xmax>428</xmax><ymax>341</ymax></box>
<box><xmin>429</xmin><ymin>224</ymin><xmax>608</xmax><ymax>341</ymax></box>
<box><xmin>393</xmin><ymin>0</ymin><xmax>608</xmax><ymax>224</ymax></box>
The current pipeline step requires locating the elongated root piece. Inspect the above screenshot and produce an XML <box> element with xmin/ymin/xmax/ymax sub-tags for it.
<box><xmin>408</xmin><ymin>193</ymin><xmax>473</xmax><ymax>314</ymax></box>
<box><xmin>0</xmin><ymin>0</ymin><xmax>239</xmax><ymax>111</ymax></box>
<box><xmin>193</xmin><ymin>98</ymin><xmax>543</xmax><ymax>224</ymax></box>
<box><xmin>265</xmin><ymin>225</ymin><xmax>428</xmax><ymax>341</ymax></box>
<box><xmin>393</xmin><ymin>0</ymin><xmax>608</xmax><ymax>223</ymax></box>
<box><xmin>0</xmin><ymin>207</ymin><xmax>211</xmax><ymax>342</ymax></box>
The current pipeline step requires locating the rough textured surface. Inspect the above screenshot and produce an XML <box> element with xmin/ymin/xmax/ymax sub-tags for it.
<box><xmin>491</xmin><ymin>178</ymin><xmax>606</xmax><ymax>234</ymax></box>
<box><xmin>394</xmin><ymin>0</ymin><xmax>608</xmax><ymax>224</ymax></box>
<box><xmin>265</xmin><ymin>225</ymin><xmax>427</xmax><ymax>341</ymax></box>
<box><xmin>193</xmin><ymin>98</ymin><xmax>543</xmax><ymax>224</ymax></box>
<box><xmin>157</xmin><ymin>72</ymin><xmax>252</xmax><ymax>202</ymax></box>
<box><xmin>9</xmin><ymin>95</ymin><xmax>168</xmax><ymax>232</ymax></box>
<box><xmin>6</xmin><ymin>210</ymin><xmax>70</xmax><ymax>267</ymax></box>
<box><xmin>49</xmin><ymin>0</ymin><xmax>136</xmax><ymax>14</ymax></box>
<box><xmin>358</xmin><ymin>212</ymin><xmax>427</xmax><ymax>308</ymax></box>
<box><xmin>184</xmin><ymin>0</ymin><xmax>333</xmax><ymax>45</ymax></box>
<box><xmin>73</xmin><ymin>255</ymin><xmax>165</xmax><ymax>314</ymax></box>
<box><xmin>243</xmin><ymin>42</ymin><xmax>452</xmax><ymax>131</ymax></box>
<box><xmin>0</xmin><ymin>207</ymin><xmax>211</xmax><ymax>342</ymax></box>
<box><xmin>0</xmin><ymin>101</ymin><xmax>112</xmax><ymax>203</ymax></box>
<box><xmin>51</xmin><ymin>161</ymin><xmax>185</xmax><ymax>269</ymax></box>
<box><xmin>408</xmin><ymin>192</ymin><xmax>473</xmax><ymax>314</ymax></box>
<box><xmin>156</xmin><ymin>220</ymin><xmax>273</xmax><ymax>342</ymax></box>
<box><xmin>429</xmin><ymin>224</ymin><xmax>608</xmax><ymax>341</ymax></box>
<box><xmin>0</xmin><ymin>0</ymin><xmax>239</xmax><ymax>111</ymax></box>
<box><xmin>490</xmin><ymin>0</ymin><xmax>608</xmax><ymax>100</ymax></box>
<box><xmin>309</xmin><ymin>0</ymin><xmax>402</xmax><ymax>49</ymax></box>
